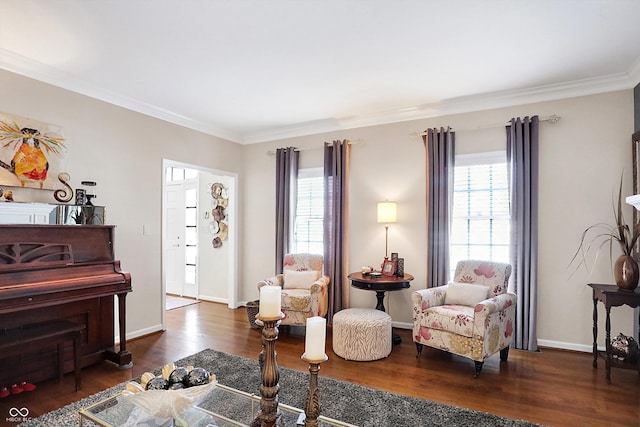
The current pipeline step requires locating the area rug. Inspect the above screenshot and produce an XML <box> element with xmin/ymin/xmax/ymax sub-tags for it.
<box><xmin>20</xmin><ymin>348</ymin><xmax>541</xmax><ymax>427</ymax></box>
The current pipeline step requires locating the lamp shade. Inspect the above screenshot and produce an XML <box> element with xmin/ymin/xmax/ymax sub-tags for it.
<box><xmin>377</xmin><ymin>201</ymin><xmax>397</xmax><ymax>224</ymax></box>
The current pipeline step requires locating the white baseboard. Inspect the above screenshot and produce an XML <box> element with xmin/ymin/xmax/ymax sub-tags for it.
<box><xmin>537</xmin><ymin>339</ymin><xmax>602</xmax><ymax>353</ymax></box>
<box><xmin>198</xmin><ymin>295</ymin><xmax>228</xmax><ymax>304</ymax></box>
<box><xmin>115</xmin><ymin>323</ymin><xmax>164</xmax><ymax>345</ymax></box>
<box><xmin>393</xmin><ymin>321</ymin><xmax>413</xmax><ymax>330</ymax></box>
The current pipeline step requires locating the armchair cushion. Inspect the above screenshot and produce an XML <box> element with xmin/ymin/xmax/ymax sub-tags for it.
<box><xmin>444</xmin><ymin>282</ymin><xmax>490</xmax><ymax>306</ymax></box>
<box><xmin>283</xmin><ymin>270</ymin><xmax>320</xmax><ymax>289</ymax></box>
<box><xmin>423</xmin><ymin>304</ymin><xmax>476</xmax><ymax>338</ymax></box>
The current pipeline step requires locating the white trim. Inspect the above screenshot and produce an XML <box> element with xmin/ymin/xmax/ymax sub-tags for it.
<box><xmin>393</xmin><ymin>321</ymin><xmax>413</xmax><ymax>330</ymax></box>
<box><xmin>537</xmin><ymin>339</ymin><xmax>598</xmax><ymax>354</ymax></box>
<box><xmin>161</xmin><ymin>159</ymin><xmax>239</xmax><ymax>331</ymax></box>
<box><xmin>197</xmin><ymin>294</ymin><xmax>233</xmax><ymax>306</ymax></box>
<box><xmin>116</xmin><ymin>324</ymin><xmax>165</xmax><ymax>344</ymax></box>
<box><xmin>2</xmin><ymin>47</ymin><xmax>637</xmax><ymax>145</ymax></box>
<box><xmin>0</xmin><ymin>49</ymin><xmax>242</xmax><ymax>143</ymax></box>
<box><xmin>242</xmin><ymin>73</ymin><xmax>636</xmax><ymax>144</ymax></box>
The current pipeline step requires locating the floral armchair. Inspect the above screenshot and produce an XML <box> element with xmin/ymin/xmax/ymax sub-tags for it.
<box><xmin>412</xmin><ymin>260</ymin><xmax>515</xmax><ymax>377</ymax></box>
<box><xmin>257</xmin><ymin>253</ymin><xmax>330</xmax><ymax>326</ymax></box>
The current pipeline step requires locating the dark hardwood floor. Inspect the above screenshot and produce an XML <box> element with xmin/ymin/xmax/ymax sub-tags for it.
<box><xmin>1</xmin><ymin>301</ymin><xmax>638</xmax><ymax>426</ymax></box>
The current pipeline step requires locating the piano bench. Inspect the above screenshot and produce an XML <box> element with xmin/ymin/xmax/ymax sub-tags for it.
<box><xmin>0</xmin><ymin>320</ymin><xmax>85</xmax><ymax>391</ymax></box>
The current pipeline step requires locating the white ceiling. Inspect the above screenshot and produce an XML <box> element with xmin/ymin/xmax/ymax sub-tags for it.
<box><xmin>2</xmin><ymin>0</ymin><xmax>640</xmax><ymax>144</ymax></box>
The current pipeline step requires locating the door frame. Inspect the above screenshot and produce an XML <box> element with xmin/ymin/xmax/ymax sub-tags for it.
<box><xmin>161</xmin><ymin>158</ymin><xmax>239</xmax><ymax>330</ymax></box>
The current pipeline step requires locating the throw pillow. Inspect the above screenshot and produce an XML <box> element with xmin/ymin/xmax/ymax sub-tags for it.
<box><xmin>444</xmin><ymin>282</ymin><xmax>490</xmax><ymax>306</ymax></box>
<box><xmin>283</xmin><ymin>270</ymin><xmax>320</xmax><ymax>289</ymax></box>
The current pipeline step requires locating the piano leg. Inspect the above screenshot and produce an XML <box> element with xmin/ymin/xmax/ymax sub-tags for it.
<box><xmin>106</xmin><ymin>292</ymin><xmax>133</xmax><ymax>368</ymax></box>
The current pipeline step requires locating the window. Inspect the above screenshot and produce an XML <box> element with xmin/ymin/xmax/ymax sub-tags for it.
<box><xmin>165</xmin><ymin>167</ymin><xmax>198</xmax><ymax>182</ymax></box>
<box><xmin>184</xmin><ymin>186</ymin><xmax>197</xmax><ymax>285</ymax></box>
<box><xmin>450</xmin><ymin>151</ymin><xmax>510</xmax><ymax>275</ymax></box>
<box><xmin>294</xmin><ymin>168</ymin><xmax>324</xmax><ymax>254</ymax></box>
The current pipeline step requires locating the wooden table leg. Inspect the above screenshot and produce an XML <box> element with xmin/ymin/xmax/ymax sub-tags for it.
<box><xmin>592</xmin><ymin>297</ymin><xmax>598</xmax><ymax>368</ymax></box>
<box><xmin>374</xmin><ymin>291</ymin><xmax>386</xmax><ymax>312</ymax></box>
<box><xmin>605</xmin><ymin>306</ymin><xmax>612</xmax><ymax>384</ymax></box>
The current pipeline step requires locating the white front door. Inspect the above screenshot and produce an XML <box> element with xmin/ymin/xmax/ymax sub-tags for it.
<box><xmin>164</xmin><ymin>182</ymin><xmax>185</xmax><ymax>296</ymax></box>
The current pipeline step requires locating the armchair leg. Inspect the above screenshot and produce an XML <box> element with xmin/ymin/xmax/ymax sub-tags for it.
<box><xmin>500</xmin><ymin>346</ymin><xmax>510</xmax><ymax>361</ymax></box>
<box><xmin>473</xmin><ymin>361</ymin><xmax>484</xmax><ymax>378</ymax></box>
<box><xmin>415</xmin><ymin>343</ymin><xmax>423</xmax><ymax>358</ymax></box>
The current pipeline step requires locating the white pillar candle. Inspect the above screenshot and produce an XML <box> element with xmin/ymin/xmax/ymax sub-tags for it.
<box><xmin>305</xmin><ymin>316</ymin><xmax>326</xmax><ymax>360</ymax></box>
<box><xmin>259</xmin><ymin>286</ymin><xmax>281</xmax><ymax>317</ymax></box>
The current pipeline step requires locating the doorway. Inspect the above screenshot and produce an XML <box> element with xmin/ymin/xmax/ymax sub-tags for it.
<box><xmin>161</xmin><ymin>159</ymin><xmax>238</xmax><ymax>328</ymax></box>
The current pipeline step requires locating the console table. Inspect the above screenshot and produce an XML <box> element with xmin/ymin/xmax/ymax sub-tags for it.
<box><xmin>588</xmin><ymin>283</ymin><xmax>640</xmax><ymax>383</ymax></box>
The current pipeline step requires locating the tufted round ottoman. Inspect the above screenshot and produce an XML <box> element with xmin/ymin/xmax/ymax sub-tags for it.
<box><xmin>332</xmin><ymin>308</ymin><xmax>392</xmax><ymax>361</ymax></box>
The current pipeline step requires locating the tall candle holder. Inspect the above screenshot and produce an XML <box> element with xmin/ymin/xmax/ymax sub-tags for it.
<box><xmin>252</xmin><ymin>312</ymin><xmax>284</xmax><ymax>427</ymax></box>
<box><xmin>301</xmin><ymin>353</ymin><xmax>328</xmax><ymax>427</ymax></box>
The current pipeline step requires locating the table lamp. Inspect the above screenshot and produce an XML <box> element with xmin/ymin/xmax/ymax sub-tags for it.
<box><xmin>377</xmin><ymin>201</ymin><xmax>397</xmax><ymax>259</ymax></box>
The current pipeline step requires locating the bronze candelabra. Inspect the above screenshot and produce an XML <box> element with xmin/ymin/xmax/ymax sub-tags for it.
<box><xmin>301</xmin><ymin>353</ymin><xmax>328</xmax><ymax>427</ymax></box>
<box><xmin>252</xmin><ymin>312</ymin><xmax>284</xmax><ymax>427</ymax></box>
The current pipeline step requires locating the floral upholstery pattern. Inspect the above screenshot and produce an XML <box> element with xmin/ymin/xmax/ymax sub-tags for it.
<box><xmin>257</xmin><ymin>253</ymin><xmax>330</xmax><ymax>326</ymax></box>
<box><xmin>412</xmin><ymin>260</ymin><xmax>515</xmax><ymax>376</ymax></box>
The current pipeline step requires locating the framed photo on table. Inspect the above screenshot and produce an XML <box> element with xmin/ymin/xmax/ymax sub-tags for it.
<box><xmin>381</xmin><ymin>259</ymin><xmax>396</xmax><ymax>276</ymax></box>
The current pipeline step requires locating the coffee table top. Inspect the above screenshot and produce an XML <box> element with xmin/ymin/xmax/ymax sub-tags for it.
<box><xmin>79</xmin><ymin>382</ymin><xmax>357</xmax><ymax>427</ymax></box>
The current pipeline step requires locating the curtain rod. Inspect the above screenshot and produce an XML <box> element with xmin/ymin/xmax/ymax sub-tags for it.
<box><xmin>412</xmin><ymin>114</ymin><xmax>561</xmax><ymax>138</ymax></box>
<box><xmin>266</xmin><ymin>139</ymin><xmax>361</xmax><ymax>156</ymax></box>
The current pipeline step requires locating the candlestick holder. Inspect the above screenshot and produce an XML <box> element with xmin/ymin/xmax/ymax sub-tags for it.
<box><xmin>301</xmin><ymin>353</ymin><xmax>328</xmax><ymax>427</ymax></box>
<box><xmin>252</xmin><ymin>312</ymin><xmax>284</xmax><ymax>427</ymax></box>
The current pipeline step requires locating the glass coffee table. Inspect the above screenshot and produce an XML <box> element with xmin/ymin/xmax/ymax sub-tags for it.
<box><xmin>79</xmin><ymin>383</ymin><xmax>357</xmax><ymax>427</ymax></box>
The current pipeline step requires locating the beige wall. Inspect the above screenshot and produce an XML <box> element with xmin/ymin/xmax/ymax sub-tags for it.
<box><xmin>1</xmin><ymin>67</ymin><xmax>636</xmax><ymax>352</ymax></box>
<box><xmin>243</xmin><ymin>90</ymin><xmax>635</xmax><ymax>352</ymax></box>
<box><xmin>0</xmin><ymin>69</ymin><xmax>244</xmax><ymax>339</ymax></box>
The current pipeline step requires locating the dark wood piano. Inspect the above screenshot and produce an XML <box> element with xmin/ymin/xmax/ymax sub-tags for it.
<box><xmin>0</xmin><ymin>224</ymin><xmax>132</xmax><ymax>387</ymax></box>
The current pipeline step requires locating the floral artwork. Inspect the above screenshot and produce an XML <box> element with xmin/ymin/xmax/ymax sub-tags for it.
<box><xmin>0</xmin><ymin>112</ymin><xmax>67</xmax><ymax>190</ymax></box>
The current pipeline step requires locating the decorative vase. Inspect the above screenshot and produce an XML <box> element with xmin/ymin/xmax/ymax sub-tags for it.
<box><xmin>614</xmin><ymin>255</ymin><xmax>639</xmax><ymax>291</ymax></box>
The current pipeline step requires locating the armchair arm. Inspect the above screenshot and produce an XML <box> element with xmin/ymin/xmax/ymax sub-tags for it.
<box><xmin>309</xmin><ymin>275</ymin><xmax>330</xmax><ymax>317</ymax></box>
<box><xmin>257</xmin><ymin>274</ymin><xmax>284</xmax><ymax>291</ymax></box>
<box><xmin>309</xmin><ymin>276</ymin><xmax>330</xmax><ymax>294</ymax></box>
<box><xmin>411</xmin><ymin>285</ymin><xmax>447</xmax><ymax>314</ymax></box>
<box><xmin>474</xmin><ymin>292</ymin><xmax>516</xmax><ymax>316</ymax></box>
<box><xmin>472</xmin><ymin>292</ymin><xmax>517</xmax><ymax>353</ymax></box>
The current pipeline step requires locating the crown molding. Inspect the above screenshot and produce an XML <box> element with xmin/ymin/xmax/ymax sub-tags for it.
<box><xmin>2</xmin><ymin>48</ymin><xmax>638</xmax><ymax>145</ymax></box>
<box><xmin>628</xmin><ymin>56</ymin><xmax>640</xmax><ymax>86</ymax></box>
<box><xmin>0</xmin><ymin>49</ymin><xmax>242</xmax><ymax>143</ymax></box>
<box><xmin>243</xmin><ymin>72</ymin><xmax>638</xmax><ymax>144</ymax></box>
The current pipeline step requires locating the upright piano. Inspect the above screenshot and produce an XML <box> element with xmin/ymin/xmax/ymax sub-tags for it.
<box><xmin>0</xmin><ymin>225</ymin><xmax>132</xmax><ymax>386</ymax></box>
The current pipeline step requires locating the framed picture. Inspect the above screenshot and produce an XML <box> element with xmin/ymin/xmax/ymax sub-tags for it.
<box><xmin>0</xmin><ymin>112</ymin><xmax>67</xmax><ymax>190</ymax></box>
<box><xmin>381</xmin><ymin>259</ymin><xmax>396</xmax><ymax>276</ymax></box>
